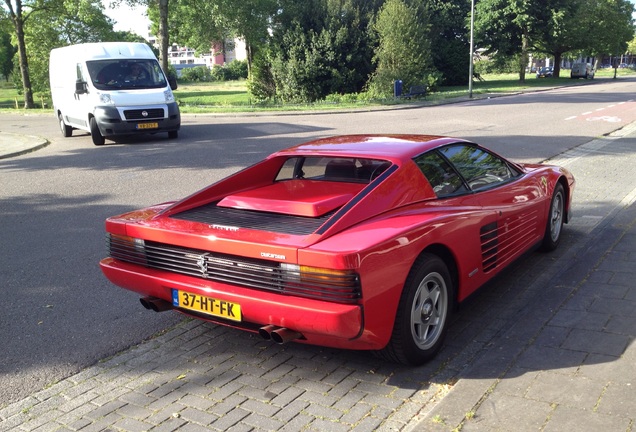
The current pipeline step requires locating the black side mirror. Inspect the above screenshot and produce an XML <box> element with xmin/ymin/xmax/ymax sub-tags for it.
<box><xmin>167</xmin><ymin>73</ymin><xmax>178</xmax><ymax>90</ymax></box>
<box><xmin>75</xmin><ymin>80</ymin><xmax>88</xmax><ymax>94</ymax></box>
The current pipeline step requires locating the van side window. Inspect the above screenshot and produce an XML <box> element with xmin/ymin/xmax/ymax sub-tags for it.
<box><xmin>76</xmin><ymin>64</ymin><xmax>85</xmax><ymax>82</ymax></box>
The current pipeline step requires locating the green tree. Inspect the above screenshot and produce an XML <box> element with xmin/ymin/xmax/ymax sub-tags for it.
<box><xmin>367</xmin><ymin>0</ymin><xmax>437</xmax><ymax>97</ymax></box>
<box><xmin>531</xmin><ymin>0</ymin><xmax>634</xmax><ymax>77</ymax></box>
<box><xmin>579</xmin><ymin>0</ymin><xmax>634</xmax><ymax>59</ymax></box>
<box><xmin>530</xmin><ymin>0</ymin><xmax>582</xmax><ymax>77</ymax></box>
<box><xmin>3</xmin><ymin>0</ymin><xmax>47</xmax><ymax>108</ymax></box>
<box><xmin>475</xmin><ymin>0</ymin><xmax>549</xmax><ymax>82</ymax></box>
<box><xmin>203</xmin><ymin>0</ymin><xmax>277</xmax><ymax>76</ymax></box>
<box><xmin>146</xmin><ymin>0</ymin><xmax>276</xmax><ymax>78</ymax></box>
<box><xmin>628</xmin><ymin>34</ymin><xmax>636</xmax><ymax>63</ymax></box>
<box><xmin>116</xmin><ymin>0</ymin><xmax>172</xmax><ymax>71</ymax></box>
<box><xmin>263</xmin><ymin>0</ymin><xmax>377</xmax><ymax>102</ymax></box>
<box><xmin>0</xmin><ymin>17</ymin><xmax>16</xmax><ymax>81</ymax></box>
<box><xmin>22</xmin><ymin>0</ymin><xmax>120</xmax><ymax>94</ymax></box>
<box><xmin>427</xmin><ymin>0</ymin><xmax>471</xmax><ymax>86</ymax></box>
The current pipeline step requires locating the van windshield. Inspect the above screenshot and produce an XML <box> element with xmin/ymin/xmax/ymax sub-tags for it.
<box><xmin>87</xmin><ymin>59</ymin><xmax>168</xmax><ymax>90</ymax></box>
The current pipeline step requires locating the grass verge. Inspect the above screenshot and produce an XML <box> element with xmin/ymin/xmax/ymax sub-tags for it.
<box><xmin>1</xmin><ymin>69</ymin><xmax>634</xmax><ymax>115</ymax></box>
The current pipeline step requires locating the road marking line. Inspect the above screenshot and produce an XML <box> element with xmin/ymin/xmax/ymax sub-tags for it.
<box><xmin>565</xmin><ymin>116</ymin><xmax>577</xmax><ymax>121</ymax></box>
<box><xmin>621</xmin><ymin>186</ymin><xmax>636</xmax><ymax>207</ymax></box>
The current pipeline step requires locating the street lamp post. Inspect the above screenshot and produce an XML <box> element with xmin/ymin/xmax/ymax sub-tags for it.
<box><xmin>468</xmin><ymin>0</ymin><xmax>475</xmax><ymax>98</ymax></box>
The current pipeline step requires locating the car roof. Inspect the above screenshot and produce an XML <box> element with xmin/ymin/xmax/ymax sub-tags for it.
<box><xmin>272</xmin><ymin>134</ymin><xmax>470</xmax><ymax>161</ymax></box>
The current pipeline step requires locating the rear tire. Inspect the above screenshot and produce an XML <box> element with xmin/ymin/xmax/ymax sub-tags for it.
<box><xmin>59</xmin><ymin>113</ymin><xmax>72</xmax><ymax>137</ymax></box>
<box><xmin>377</xmin><ymin>253</ymin><xmax>453</xmax><ymax>365</ymax></box>
<box><xmin>89</xmin><ymin>117</ymin><xmax>105</xmax><ymax>146</ymax></box>
<box><xmin>540</xmin><ymin>183</ymin><xmax>565</xmax><ymax>251</ymax></box>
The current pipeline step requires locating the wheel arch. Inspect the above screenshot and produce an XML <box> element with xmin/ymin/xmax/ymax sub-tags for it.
<box><xmin>374</xmin><ymin>244</ymin><xmax>459</xmax><ymax>364</ymax></box>
<box><xmin>557</xmin><ymin>176</ymin><xmax>572</xmax><ymax>223</ymax></box>
<box><xmin>418</xmin><ymin>243</ymin><xmax>459</xmax><ymax>305</ymax></box>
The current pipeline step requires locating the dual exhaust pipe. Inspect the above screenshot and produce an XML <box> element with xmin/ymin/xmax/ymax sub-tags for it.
<box><xmin>140</xmin><ymin>296</ymin><xmax>173</xmax><ymax>312</ymax></box>
<box><xmin>140</xmin><ymin>297</ymin><xmax>303</xmax><ymax>344</ymax></box>
<box><xmin>258</xmin><ymin>324</ymin><xmax>303</xmax><ymax>344</ymax></box>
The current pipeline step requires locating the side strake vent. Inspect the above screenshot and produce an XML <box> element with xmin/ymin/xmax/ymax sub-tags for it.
<box><xmin>171</xmin><ymin>201</ymin><xmax>335</xmax><ymax>235</ymax></box>
<box><xmin>107</xmin><ymin>235</ymin><xmax>362</xmax><ymax>304</ymax></box>
<box><xmin>480</xmin><ymin>222</ymin><xmax>499</xmax><ymax>273</ymax></box>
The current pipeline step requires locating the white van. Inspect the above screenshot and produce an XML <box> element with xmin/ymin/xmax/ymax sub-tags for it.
<box><xmin>50</xmin><ymin>42</ymin><xmax>180</xmax><ymax>146</ymax></box>
<box><xmin>570</xmin><ymin>63</ymin><xmax>595</xmax><ymax>79</ymax></box>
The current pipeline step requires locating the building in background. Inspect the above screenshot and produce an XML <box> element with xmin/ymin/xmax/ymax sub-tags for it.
<box><xmin>145</xmin><ymin>30</ymin><xmax>247</xmax><ymax>76</ymax></box>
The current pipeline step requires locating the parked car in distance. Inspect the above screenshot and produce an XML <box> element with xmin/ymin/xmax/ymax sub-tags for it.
<box><xmin>570</xmin><ymin>62</ymin><xmax>595</xmax><ymax>79</ymax></box>
<box><xmin>536</xmin><ymin>66</ymin><xmax>554</xmax><ymax>78</ymax></box>
<box><xmin>100</xmin><ymin>134</ymin><xmax>575</xmax><ymax>365</ymax></box>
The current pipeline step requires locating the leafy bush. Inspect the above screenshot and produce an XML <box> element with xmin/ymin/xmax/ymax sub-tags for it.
<box><xmin>226</xmin><ymin>60</ymin><xmax>248</xmax><ymax>80</ymax></box>
<box><xmin>474</xmin><ymin>57</ymin><xmax>518</xmax><ymax>75</ymax></box>
<box><xmin>366</xmin><ymin>0</ymin><xmax>438</xmax><ymax>98</ymax></box>
<box><xmin>210</xmin><ymin>61</ymin><xmax>249</xmax><ymax>81</ymax></box>
<box><xmin>180</xmin><ymin>66</ymin><xmax>212</xmax><ymax>82</ymax></box>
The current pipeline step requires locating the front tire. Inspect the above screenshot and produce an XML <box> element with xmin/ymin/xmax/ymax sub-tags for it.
<box><xmin>89</xmin><ymin>117</ymin><xmax>105</xmax><ymax>146</ymax></box>
<box><xmin>59</xmin><ymin>113</ymin><xmax>72</xmax><ymax>137</ymax></box>
<box><xmin>378</xmin><ymin>253</ymin><xmax>453</xmax><ymax>365</ymax></box>
<box><xmin>541</xmin><ymin>183</ymin><xmax>565</xmax><ymax>251</ymax></box>
<box><xmin>168</xmin><ymin>130</ymin><xmax>178</xmax><ymax>139</ymax></box>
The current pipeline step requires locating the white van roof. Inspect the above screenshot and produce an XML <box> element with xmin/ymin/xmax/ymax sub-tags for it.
<box><xmin>51</xmin><ymin>42</ymin><xmax>156</xmax><ymax>61</ymax></box>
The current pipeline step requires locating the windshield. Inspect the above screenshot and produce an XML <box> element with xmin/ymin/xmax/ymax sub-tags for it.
<box><xmin>87</xmin><ymin>59</ymin><xmax>168</xmax><ymax>90</ymax></box>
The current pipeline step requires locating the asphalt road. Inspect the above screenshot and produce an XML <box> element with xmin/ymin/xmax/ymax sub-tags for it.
<box><xmin>1</xmin><ymin>77</ymin><xmax>635</xmax><ymax>407</ymax></box>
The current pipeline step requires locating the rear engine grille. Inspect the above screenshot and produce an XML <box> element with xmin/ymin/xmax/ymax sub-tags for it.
<box><xmin>480</xmin><ymin>222</ymin><xmax>499</xmax><ymax>273</ymax></box>
<box><xmin>124</xmin><ymin>108</ymin><xmax>165</xmax><ymax>120</ymax></box>
<box><xmin>108</xmin><ymin>235</ymin><xmax>361</xmax><ymax>303</ymax></box>
<box><xmin>171</xmin><ymin>201</ymin><xmax>335</xmax><ymax>235</ymax></box>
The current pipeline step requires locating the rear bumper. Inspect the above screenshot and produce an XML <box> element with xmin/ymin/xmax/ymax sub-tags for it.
<box><xmin>100</xmin><ymin>258</ymin><xmax>368</xmax><ymax>348</ymax></box>
<box><xmin>93</xmin><ymin>103</ymin><xmax>180</xmax><ymax>136</ymax></box>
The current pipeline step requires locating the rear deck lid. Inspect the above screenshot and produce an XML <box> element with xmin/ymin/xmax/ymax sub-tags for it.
<box><xmin>217</xmin><ymin>180</ymin><xmax>364</xmax><ymax>217</ymax></box>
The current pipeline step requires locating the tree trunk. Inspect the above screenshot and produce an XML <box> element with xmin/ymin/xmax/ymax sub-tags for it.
<box><xmin>553</xmin><ymin>52</ymin><xmax>562</xmax><ymax>78</ymax></box>
<box><xmin>7</xmin><ymin>0</ymin><xmax>35</xmax><ymax>108</ymax></box>
<box><xmin>245</xmin><ymin>42</ymin><xmax>253</xmax><ymax>79</ymax></box>
<box><xmin>519</xmin><ymin>30</ymin><xmax>528</xmax><ymax>83</ymax></box>
<box><xmin>158</xmin><ymin>0</ymin><xmax>170</xmax><ymax>73</ymax></box>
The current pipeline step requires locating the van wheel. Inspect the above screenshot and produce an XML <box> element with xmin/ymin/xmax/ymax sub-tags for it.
<box><xmin>377</xmin><ymin>253</ymin><xmax>453</xmax><ymax>365</ymax></box>
<box><xmin>168</xmin><ymin>130</ymin><xmax>178</xmax><ymax>139</ymax></box>
<box><xmin>89</xmin><ymin>117</ymin><xmax>105</xmax><ymax>146</ymax></box>
<box><xmin>59</xmin><ymin>113</ymin><xmax>72</xmax><ymax>137</ymax></box>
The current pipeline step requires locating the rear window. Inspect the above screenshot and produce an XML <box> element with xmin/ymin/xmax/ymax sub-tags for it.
<box><xmin>275</xmin><ymin>157</ymin><xmax>391</xmax><ymax>183</ymax></box>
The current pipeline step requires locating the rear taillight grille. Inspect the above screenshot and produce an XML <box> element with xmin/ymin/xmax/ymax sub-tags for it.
<box><xmin>107</xmin><ymin>235</ymin><xmax>361</xmax><ymax>303</ymax></box>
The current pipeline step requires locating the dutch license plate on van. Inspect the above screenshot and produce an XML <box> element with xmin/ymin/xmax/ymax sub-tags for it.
<box><xmin>137</xmin><ymin>122</ymin><xmax>158</xmax><ymax>129</ymax></box>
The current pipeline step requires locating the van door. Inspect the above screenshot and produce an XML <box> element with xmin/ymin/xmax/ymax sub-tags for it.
<box><xmin>65</xmin><ymin>63</ymin><xmax>92</xmax><ymax>131</ymax></box>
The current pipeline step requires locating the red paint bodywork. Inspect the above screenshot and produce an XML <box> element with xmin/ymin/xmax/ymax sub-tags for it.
<box><xmin>100</xmin><ymin>135</ymin><xmax>575</xmax><ymax>350</ymax></box>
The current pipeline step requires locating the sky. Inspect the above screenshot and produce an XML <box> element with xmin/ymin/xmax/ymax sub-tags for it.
<box><xmin>102</xmin><ymin>3</ymin><xmax>150</xmax><ymax>37</ymax></box>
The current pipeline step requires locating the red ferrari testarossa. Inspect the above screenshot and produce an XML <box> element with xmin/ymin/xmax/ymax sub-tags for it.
<box><xmin>100</xmin><ymin>135</ymin><xmax>575</xmax><ymax>365</ymax></box>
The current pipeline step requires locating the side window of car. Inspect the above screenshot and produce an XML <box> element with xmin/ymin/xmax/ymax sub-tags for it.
<box><xmin>414</xmin><ymin>152</ymin><xmax>468</xmax><ymax>197</ymax></box>
<box><xmin>439</xmin><ymin>145</ymin><xmax>514</xmax><ymax>191</ymax></box>
<box><xmin>276</xmin><ymin>158</ymin><xmax>297</xmax><ymax>180</ymax></box>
